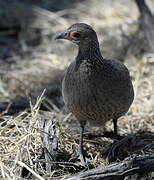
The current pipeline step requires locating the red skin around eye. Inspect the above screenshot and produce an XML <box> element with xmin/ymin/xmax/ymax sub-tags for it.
<box><xmin>69</xmin><ymin>32</ymin><xmax>79</xmax><ymax>40</ymax></box>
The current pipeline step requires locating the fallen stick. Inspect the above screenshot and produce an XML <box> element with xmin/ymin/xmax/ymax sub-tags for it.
<box><xmin>41</xmin><ymin>119</ymin><xmax>58</xmax><ymax>172</ymax></box>
<box><xmin>63</xmin><ymin>155</ymin><xmax>154</xmax><ymax>180</ymax></box>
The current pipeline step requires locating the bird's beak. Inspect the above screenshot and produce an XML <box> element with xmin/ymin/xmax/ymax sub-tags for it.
<box><xmin>54</xmin><ymin>30</ymin><xmax>69</xmax><ymax>40</ymax></box>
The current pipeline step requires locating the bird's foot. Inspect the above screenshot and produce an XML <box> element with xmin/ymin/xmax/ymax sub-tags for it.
<box><xmin>85</xmin><ymin>131</ymin><xmax>124</xmax><ymax>140</ymax></box>
<box><xmin>69</xmin><ymin>148</ymin><xmax>87</xmax><ymax>166</ymax></box>
<box><xmin>102</xmin><ymin>136</ymin><xmax>131</xmax><ymax>162</ymax></box>
<box><xmin>78</xmin><ymin>149</ymin><xmax>86</xmax><ymax>166</ymax></box>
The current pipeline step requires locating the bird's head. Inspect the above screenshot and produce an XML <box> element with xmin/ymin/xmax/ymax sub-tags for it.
<box><xmin>54</xmin><ymin>23</ymin><xmax>98</xmax><ymax>47</ymax></box>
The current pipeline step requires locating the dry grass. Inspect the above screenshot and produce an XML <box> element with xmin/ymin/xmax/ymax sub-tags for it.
<box><xmin>0</xmin><ymin>0</ymin><xmax>154</xmax><ymax>179</ymax></box>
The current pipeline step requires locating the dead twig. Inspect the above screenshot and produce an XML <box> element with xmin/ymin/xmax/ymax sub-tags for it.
<box><xmin>41</xmin><ymin>119</ymin><xmax>58</xmax><ymax>172</ymax></box>
<box><xmin>63</xmin><ymin>155</ymin><xmax>154</xmax><ymax>180</ymax></box>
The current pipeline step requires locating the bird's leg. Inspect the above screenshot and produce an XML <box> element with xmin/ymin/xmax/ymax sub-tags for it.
<box><xmin>79</xmin><ymin>124</ymin><xmax>86</xmax><ymax>166</ymax></box>
<box><xmin>113</xmin><ymin>118</ymin><xmax>118</xmax><ymax>138</ymax></box>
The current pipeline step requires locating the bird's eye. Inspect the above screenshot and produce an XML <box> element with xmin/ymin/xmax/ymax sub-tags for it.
<box><xmin>73</xmin><ymin>32</ymin><xmax>80</xmax><ymax>38</ymax></box>
<box><xmin>71</xmin><ymin>32</ymin><xmax>80</xmax><ymax>38</ymax></box>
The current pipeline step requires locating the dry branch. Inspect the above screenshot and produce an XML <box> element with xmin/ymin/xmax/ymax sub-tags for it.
<box><xmin>135</xmin><ymin>0</ymin><xmax>154</xmax><ymax>52</ymax></box>
<box><xmin>63</xmin><ymin>155</ymin><xmax>154</xmax><ymax>180</ymax></box>
<box><xmin>41</xmin><ymin>119</ymin><xmax>58</xmax><ymax>172</ymax></box>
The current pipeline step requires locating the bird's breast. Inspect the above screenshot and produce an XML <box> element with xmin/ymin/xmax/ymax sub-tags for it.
<box><xmin>62</xmin><ymin>61</ymin><xmax>109</xmax><ymax>120</ymax></box>
<box><xmin>62</xmin><ymin>61</ymin><xmax>93</xmax><ymax>105</ymax></box>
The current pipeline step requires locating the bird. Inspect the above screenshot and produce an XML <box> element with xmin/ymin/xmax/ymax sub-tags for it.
<box><xmin>55</xmin><ymin>23</ymin><xmax>134</xmax><ymax>165</ymax></box>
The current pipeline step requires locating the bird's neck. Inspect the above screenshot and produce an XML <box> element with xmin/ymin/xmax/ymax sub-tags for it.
<box><xmin>74</xmin><ymin>41</ymin><xmax>104</xmax><ymax>71</ymax></box>
<box><xmin>77</xmin><ymin>41</ymin><xmax>102</xmax><ymax>61</ymax></box>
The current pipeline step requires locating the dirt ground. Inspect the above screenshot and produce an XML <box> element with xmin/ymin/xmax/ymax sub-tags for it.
<box><xmin>0</xmin><ymin>0</ymin><xmax>154</xmax><ymax>179</ymax></box>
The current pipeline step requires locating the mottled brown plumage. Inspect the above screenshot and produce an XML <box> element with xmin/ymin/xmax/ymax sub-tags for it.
<box><xmin>55</xmin><ymin>23</ymin><xmax>134</xmax><ymax>164</ymax></box>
